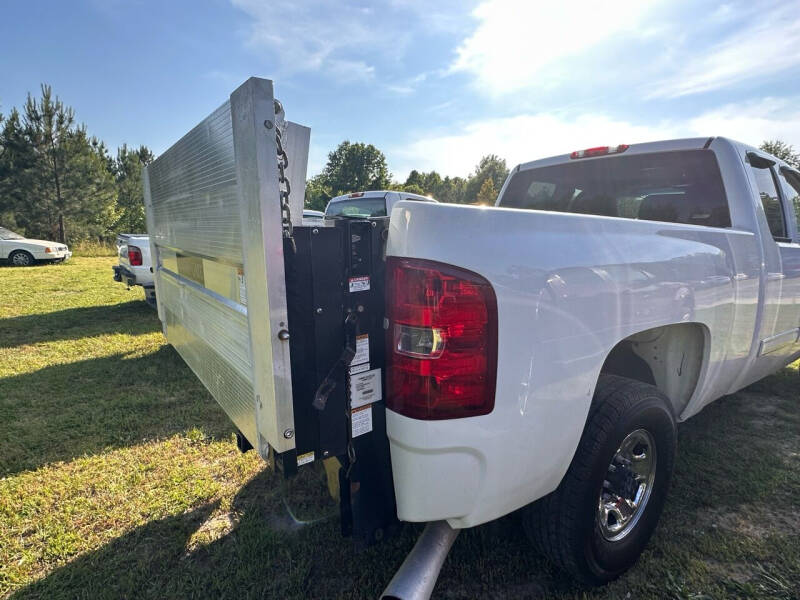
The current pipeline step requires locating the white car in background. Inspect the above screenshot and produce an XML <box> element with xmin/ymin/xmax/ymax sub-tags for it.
<box><xmin>324</xmin><ymin>190</ymin><xmax>437</xmax><ymax>218</ymax></box>
<box><xmin>0</xmin><ymin>226</ymin><xmax>72</xmax><ymax>266</ymax></box>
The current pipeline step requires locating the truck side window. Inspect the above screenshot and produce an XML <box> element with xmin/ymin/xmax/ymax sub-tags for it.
<box><xmin>750</xmin><ymin>165</ymin><xmax>786</xmax><ymax>240</ymax></box>
<box><xmin>777</xmin><ymin>169</ymin><xmax>800</xmax><ymax>238</ymax></box>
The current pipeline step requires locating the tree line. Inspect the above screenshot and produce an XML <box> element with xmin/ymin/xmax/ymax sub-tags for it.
<box><xmin>303</xmin><ymin>140</ymin><xmax>510</xmax><ymax>210</ymax></box>
<box><xmin>2</xmin><ymin>84</ymin><xmax>799</xmax><ymax>244</ymax></box>
<box><xmin>0</xmin><ymin>85</ymin><xmax>153</xmax><ymax>244</ymax></box>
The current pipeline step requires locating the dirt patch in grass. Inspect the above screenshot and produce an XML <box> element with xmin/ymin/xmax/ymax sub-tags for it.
<box><xmin>697</xmin><ymin>504</ymin><xmax>800</xmax><ymax>540</ymax></box>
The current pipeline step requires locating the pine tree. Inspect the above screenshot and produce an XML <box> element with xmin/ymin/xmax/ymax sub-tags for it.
<box><xmin>466</xmin><ymin>154</ymin><xmax>508</xmax><ymax>204</ymax></box>
<box><xmin>0</xmin><ymin>85</ymin><xmax>116</xmax><ymax>243</ymax></box>
<box><xmin>114</xmin><ymin>144</ymin><xmax>154</xmax><ymax>233</ymax></box>
<box><xmin>476</xmin><ymin>177</ymin><xmax>497</xmax><ymax>205</ymax></box>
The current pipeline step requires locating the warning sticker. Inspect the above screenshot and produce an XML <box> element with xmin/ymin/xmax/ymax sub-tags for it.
<box><xmin>350</xmin><ymin>368</ymin><xmax>382</xmax><ymax>409</ymax></box>
<box><xmin>351</xmin><ymin>405</ymin><xmax>373</xmax><ymax>437</ymax></box>
<box><xmin>296</xmin><ymin>451</ymin><xmax>315</xmax><ymax>466</ymax></box>
<box><xmin>349</xmin><ymin>362</ymin><xmax>370</xmax><ymax>375</ymax></box>
<box><xmin>352</xmin><ymin>334</ymin><xmax>369</xmax><ymax>366</ymax></box>
<box><xmin>348</xmin><ymin>276</ymin><xmax>370</xmax><ymax>293</ymax></box>
<box><xmin>237</xmin><ymin>269</ymin><xmax>247</xmax><ymax>306</ymax></box>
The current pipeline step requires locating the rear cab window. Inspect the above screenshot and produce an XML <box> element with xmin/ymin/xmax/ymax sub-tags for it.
<box><xmin>499</xmin><ymin>150</ymin><xmax>731</xmax><ymax>228</ymax></box>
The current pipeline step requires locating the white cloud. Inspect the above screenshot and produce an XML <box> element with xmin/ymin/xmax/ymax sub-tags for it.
<box><xmin>687</xmin><ymin>98</ymin><xmax>800</xmax><ymax>146</ymax></box>
<box><xmin>231</xmin><ymin>0</ymin><xmax>468</xmax><ymax>83</ymax></box>
<box><xmin>450</xmin><ymin>0</ymin><xmax>800</xmax><ymax>100</ymax></box>
<box><xmin>392</xmin><ymin>112</ymin><xmax>679</xmax><ymax>177</ymax></box>
<box><xmin>450</xmin><ymin>0</ymin><xmax>660</xmax><ymax>95</ymax></box>
<box><xmin>386</xmin><ymin>84</ymin><xmax>415</xmax><ymax>95</ymax></box>
<box><xmin>389</xmin><ymin>98</ymin><xmax>800</xmax><ymax>178</ymax></box>
<box><xmin>326</xmin><ymin>59</ymin><xmax>376</xmax><ymax>83</ymax></box>
<box><xmin>231</xmin><ymin>0</ymin><xmax>387</xmax><ymax>81</ymax></box>
<box><xmin>649</xmin><ymin>4</ymin><xmax>800</xmax><ymax>98</ymax></box>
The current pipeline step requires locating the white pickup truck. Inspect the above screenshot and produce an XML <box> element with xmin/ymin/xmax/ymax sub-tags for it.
<box><xmin>325</xmin><ymin>190</ymin><xmax>437</xmax><ymax>218</ymax></box>
<box><xmin>113</xmin><ymin>233</ymin><xmax>156</xmax><ymax>307</ymax></box>
<box><xmin>384</xmin><ymin>137</ymin><xmax>800</xmax><ymax>588</ymax></box>
<box><xmin>143</xmin><ymin>80</ymin><xmax>800</xmax><ymax>598</ymax></box>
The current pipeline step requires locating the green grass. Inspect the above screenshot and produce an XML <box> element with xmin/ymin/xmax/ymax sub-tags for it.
<box><xmin>1</xmin><ymin>258</ymin><xmax>799</xmax><ymax>599</ymax></box>
<box><xmin>70</xmin><ymin>240</ymin><xmax>117</xmax><ymax>257</ymax></box>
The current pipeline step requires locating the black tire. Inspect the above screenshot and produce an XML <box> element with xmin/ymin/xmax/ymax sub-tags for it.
<box><xmin>522</xmin><ymin>374</ymin><xmax>677</xmax><ymax>585</ymax></box>
<box><xmin>9</xmin><ymin>250</ymin><xmax>34</xmax><ymax>267</ymax></box>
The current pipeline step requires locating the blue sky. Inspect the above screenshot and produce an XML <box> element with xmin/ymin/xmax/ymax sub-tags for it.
<box><xmin>1</xmin><ymin>0</ymin><xmax>799</xmax><ymax>180</ymax></box>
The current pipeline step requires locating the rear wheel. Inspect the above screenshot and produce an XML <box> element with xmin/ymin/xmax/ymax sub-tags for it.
<box><xmin>523</xmin><ymin>375</ymin><xmax>676</xmax><ymax>585</ymax></box>
<box><xmin>9</xmin><ymin>250</ymin><xmax>34</xmax><ymax>267</ymax></box>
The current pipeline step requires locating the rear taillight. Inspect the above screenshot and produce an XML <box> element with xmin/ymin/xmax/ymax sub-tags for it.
<box><xmin>128</xmin><ymin>245</ymin><xmax>143</xmax><ymax>266</ymax></box>
<box><xmin>386</xmin><ymin>257</ymin><xmax>497</xmax><ymax>420</ymax></box>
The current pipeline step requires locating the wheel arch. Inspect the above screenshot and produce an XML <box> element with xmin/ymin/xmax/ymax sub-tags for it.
<box><xmin>597</xmin><ymin>322</ymin><xmax>710</xmax><ymax>417</ymax></box>
<box><xmin>8</xmin><ymin>248</ymin><xmax>36</xmax><ymax>265</ymax></box>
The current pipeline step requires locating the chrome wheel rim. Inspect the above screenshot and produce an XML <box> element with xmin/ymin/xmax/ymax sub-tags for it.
<box><xmin>597</xmin><ymin>428</ymin><xmax>657</xmax><ymax>542</ymax></box>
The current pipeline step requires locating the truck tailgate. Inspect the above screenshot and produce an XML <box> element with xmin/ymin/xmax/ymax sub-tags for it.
<box><xmin>143</xmin><ymin>78</ymin><xmax>309</xmax><ymax>455</ymax></box>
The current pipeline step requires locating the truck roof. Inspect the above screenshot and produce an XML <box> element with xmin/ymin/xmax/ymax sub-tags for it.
<box><xmin>514</xmin><ymin>137</ymin><xmax>716</xmax><ymax>175</ymax></box>
<box><xmin>512</xmin><ymin>136</ymin><xmax>800</xmax><ymax>177</ymax></box>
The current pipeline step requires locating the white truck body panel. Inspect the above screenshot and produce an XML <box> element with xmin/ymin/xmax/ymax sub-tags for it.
<box><xmin>115</xmin><ymin>233</ymin><xmax>154</xmax><ymax>287</ymax></box>
<box><xmin>385</xmin><ymin>137</ymin><xmax>800</xmax><ymax>528</ymax></box>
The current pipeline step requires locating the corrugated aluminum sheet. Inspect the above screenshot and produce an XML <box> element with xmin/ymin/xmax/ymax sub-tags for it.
<box><xmin>143</xmin><ymin>77</ymin><xmax>310</xmax><ymax>454</ymax></box>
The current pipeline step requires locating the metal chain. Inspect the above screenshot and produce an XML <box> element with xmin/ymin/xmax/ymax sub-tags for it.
<box><xmin>274</xmin><ymin>100</ymin><xmax>296</xmax><ymax>252</ymax></box>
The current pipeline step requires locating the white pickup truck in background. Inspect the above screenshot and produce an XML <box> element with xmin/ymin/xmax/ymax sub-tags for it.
<box><xmin>113</xmin><ymin>233</ymin><xmax>156</xmax><ymax>307</ymax></box>
<box><xmin>325</xmin><ymin>190</ymin><xmax>436</xmax><ymax>218</ymax></box>
<box><xmin>141</xmin><ymin>80</ymin><xmax>800</xmax><ymax>598</ymax></box>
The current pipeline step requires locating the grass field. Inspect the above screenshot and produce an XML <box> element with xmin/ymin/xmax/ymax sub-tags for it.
<box><xmin>1</xmin><ymin>258</ymin><xmax>799</xmax><ymax>599</ymax></box>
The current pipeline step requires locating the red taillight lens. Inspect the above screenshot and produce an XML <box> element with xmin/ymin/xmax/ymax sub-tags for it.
<box><xmin>386</xmin><ymin>257</ymin><xmax>497</xmax><ymax>420</ymax></box>
<box><xmin>570</xmin><ymin>144</ymin><xmax>629</xmax><ymax>159</ymax></box>
<box><xmin>128</xmin><ymin>245</ymin><xmax>143</xmax><ymax>266</ymax></box>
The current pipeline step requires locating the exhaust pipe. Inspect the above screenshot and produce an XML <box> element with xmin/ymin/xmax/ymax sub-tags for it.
<box><xmin>381</xmin><ymin>521</ymin><xmax>460</xmax><ymax>600</ymax></box>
